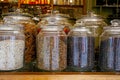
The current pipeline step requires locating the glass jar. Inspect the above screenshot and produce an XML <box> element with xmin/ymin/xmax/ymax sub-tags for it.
<box><xmin>37</xmin><ymin>10</ymin><xmax>74</xmax><ymax>34</ymax></box>
<box><xmin>36</xmin><ymin>20</ymin><xmax>67</xmax><ymax>71</ymax></box>
<box><xmin>76</xmin><ymin>11</ymin><xmax>107</xmax><ymax>71</ymax></box>
<box><xmin>67</xmin><ymin>23</ymin><xmax>95</xmax><ymax>71</ymax></box>
<box><xmin>0</xmin><ymin>23</ymin><xmax>25</xmax><ymax>71</ymax></box>
<box><xmin>2</xmin><ymin>9</ymin><xmax>37</xmax><ymax>64</ymax></box>
<box><xmin>99</xmin><ymin>19</ymin><xmax>120</xmax><ymax>72</ymax></box>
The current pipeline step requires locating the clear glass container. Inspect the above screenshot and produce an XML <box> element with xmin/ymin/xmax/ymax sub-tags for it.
<box><xmin>76</xmin><ymin>11</ymin><xmax>107</xmax><ymax>71</ymax></box>
<box><xmin>67</xmin><ymin>23</ymin><xmax>95</xmax><ymax>71</ymax></box>
<box><xmin>36</xmin><ymin>21</ymin><xmax>67</xmax><ymax>71</ymax></box>
<box><xmin>0</xmin><ymin>23</ymin><xmax>25</xmax><ymax>71</ymax></box>
<box><xmin>2</xmin><ymin>9</ymin><xmax>37</xmax><ymax>64</ymax></box>
<box><xmin>99</xmin><ymin>19</ymin><xmax>120</xmax><ymax>72</ymax></box>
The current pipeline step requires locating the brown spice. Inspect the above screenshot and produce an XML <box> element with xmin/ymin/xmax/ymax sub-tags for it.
<box><xmin>21</xmin><ymin>22</ymin><xmax>37</xmax><ymax>63</ymax></box>
<box><xmin>37</xmin><ymin>34</ymin><xmax>67</xmax><ymax>71</ymax></box>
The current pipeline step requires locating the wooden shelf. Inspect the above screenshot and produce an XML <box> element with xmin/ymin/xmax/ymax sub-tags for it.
<box><xmin>94</xmin><ymin>5</ymin><xmax>120</xmax><ymax>8</ymax></box>
<box><xmin>0</xmin><ymin>72</ymin><xmax>120</xmax><ymax>80</ymax></box>
<box><xmin>53</xmin><ymin>5</ymin><xmax>84</xmax><ymax>8</ymax></box>
<box><xmin>21</xmin><ymin>4</ymin><xmax>51</xmax><ymax>6</ymax></box>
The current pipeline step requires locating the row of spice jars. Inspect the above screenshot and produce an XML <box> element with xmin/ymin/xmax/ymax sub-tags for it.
<box><xmin>0</xmin><ymin>8</ymin><xmax>120</xmax><ymax>72</ymax></box>
<box><xmin>36</xmin><ymin>11</ymin><xmax>120</xmax><ymax>72</ymax></box>
<box><xmin>36</xmin><ymin>18</ymin><xmax>120</xmax><ymax>72</ymax></box>
<box><xmin>0</xmin><ymin>9</ymin><xmax>73</xmax><ymax>72</ymax></box>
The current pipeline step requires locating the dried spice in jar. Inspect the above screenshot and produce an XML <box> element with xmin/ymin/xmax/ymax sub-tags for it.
<box><xmin>100</xmin><ymin>37</ymin><xmax>120</xmax><ymax>71</ymax></box>
<box><xmin>0</xmin><ymin>40</ymin><xmax>25</xmax><ymax>71</ymax></box>
<box><xmin>21</xmin><ymin>22</ymin><xmax>37</xmax><ymax>63</ymax></box>
<box><xmin>67</xmin><ymin>36</ymin><xmax>94</xmax><ymax>71</ymax></box>
<box><xmin>36</xmin><ymin>24</ymin><xmax>67</xmax><ymax>71</ymax></box>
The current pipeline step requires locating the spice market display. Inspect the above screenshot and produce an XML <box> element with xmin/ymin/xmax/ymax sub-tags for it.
<box><xmin>0</xmin><ymin>0</ymin><xmax>120</xmax><ymax>80</ymax></box>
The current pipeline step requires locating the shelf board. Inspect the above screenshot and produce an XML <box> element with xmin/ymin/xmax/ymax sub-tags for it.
<box><xmin>21</xmin><ymin>4</ymin><xmax>83</xmax><ymax>8</ymax></box>
<box><xmin>0</xmin><ymin>2</ymin><xmax>10</xmax><ymax>6</ymax></box>
<box><xmin>94</xmin><ymin>5</ymin><xmax>120</xmax><ymax>8</ymax></box>
<box><xmin>53</xmin><ymin>5</ymin><xmax>84</xmax><ymax>8</ymax></box>
<box><xmin>0</xmin><ymin>72</ymin><xmax>120</xmax><ymax>80</ymax></box>
<box><xmin>21</xmin><ymin>4</ymin><xmax>50</xmax><ymax>6</ymax></box>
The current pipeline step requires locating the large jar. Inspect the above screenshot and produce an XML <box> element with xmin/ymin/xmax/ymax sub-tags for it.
<box><xmin>2</xmin><ymin>9</ymin><xmax>37</xmax><ymax>63</ymax></box>
<box><xmin>67</xmin><ymin>23</ymin><xmax>95</xmax><ymax>71</ymax></box>
<box><xmin>99</xmin><ymin>19</ymin><xmax>120</xmax><ymax>72</ymax></box>
<box><xmin>36</xmin><ymin>20</ymin><xmax>67</xmax><ymax>71</ymax></box>
<box><xmin>0</xmin><ymin>23</ymin><xmax>25</xmax><ymax>71</ymax></box>
<box><xmin>76</xmin><ymin>11</ymin><xmax>107</xmax><ymax>71</ymax></box>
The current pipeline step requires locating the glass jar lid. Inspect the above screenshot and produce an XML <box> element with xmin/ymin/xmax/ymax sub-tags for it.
<box><xmin>41</xmin><ymin>17</ymin><xmax>64</xmax><ymax>31</ymax></box>
<box><xmin>72</xmin><ymin>21</ymin><xmax>90</xmax><ymax>32</ymax></box>
<box><xmin>41</xmin><ymin>10</ymin><xmax>70</xmax><ymax>21</ymax></box>
<box><xmin>103</xmin><ymin>19</ymin><xmax>120</xmax><ymax>31</ymax></box>
<box><xmin>111</xmin><ymin>19</ymin><xmax>120</xmax><ymax>27</ymax></box>
<box><xmin>72</xmin><ymin>26</ymin><xmax>91</xmax><ymax>32</ymax></box>
<box><xmin>77</xmin><ymin>11</ymin><xmax>104</xmax><ymax>22</ymax></box>
<box><xmin>2</xmin><ymin>8</ymin><xmax>33</xmax><ymax>20</ymax></box>
<box><xmin>0</xmin><ymin>23</ymin><xmax>23</xmax><ymax>31</ymax></box>
<box><xmin>42</xmin><ymin>25</ymin><xmax>64</xmax><ymax>31</ymax></box>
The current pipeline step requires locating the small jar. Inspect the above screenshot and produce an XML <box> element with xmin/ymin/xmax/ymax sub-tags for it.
<box><xmin>67</xmin><ymin>23</ymin><xmax>95</xmax><ymax>71</ymax></box>
<box><xmin>36</xmin><ymin>20</ymin><xmax>67</xmax><ymax>71</ymax></box>
<box><xmin>0</xmin><ymin>23</ymin><xmax>25</xmax><ymax>71</ymax></box>
<box><xmin>99</xmin><ymin>19</ymin><xmax>120</xmax><ymax>72</ymax></box>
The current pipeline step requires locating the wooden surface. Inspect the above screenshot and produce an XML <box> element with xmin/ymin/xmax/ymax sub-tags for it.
<box><xmin>0</xmin><ymin>72</ymin><xmax>120</xmax><ymax>80</ymax></box>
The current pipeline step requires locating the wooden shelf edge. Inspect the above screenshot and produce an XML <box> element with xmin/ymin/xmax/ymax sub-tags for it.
<box><xmin>0</xmin><ymin>72</ymin><xmax>120</xmax><ymax>75</ymax></box>
<box><xmin>0</xmin><ymin>72</ymin><xmax>120</xmax><ymax>80</ymax></box>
